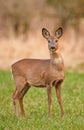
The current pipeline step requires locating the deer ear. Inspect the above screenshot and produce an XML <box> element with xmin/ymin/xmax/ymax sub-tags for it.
<box><xmin>42</xmin><ymin>28</ymin><xmax>50</xmax><ymax>39</ymax></box>
<box><xmin>55</xmin><ymin>27</ymin><xmax>63</xmax><ymax>38</ymax></box>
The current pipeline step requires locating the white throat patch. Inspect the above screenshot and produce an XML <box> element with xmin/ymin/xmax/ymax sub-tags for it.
<box><xmin>53</xmin><ymin>57</ymin><xmax>62</xmax><ymax>64</ymax></box>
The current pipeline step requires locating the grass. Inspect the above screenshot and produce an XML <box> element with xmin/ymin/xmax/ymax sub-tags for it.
<box><xmin>0</xmin><ymin>70</ymin><xmax>84</xmax><ymax>130</ymax></box>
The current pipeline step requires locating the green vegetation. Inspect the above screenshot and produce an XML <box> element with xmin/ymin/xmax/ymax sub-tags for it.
<box><xmin>0</xmin><ymin>70</ymin><xmax>84</xmax><ymax>130</ymax></box>
<box><xmin>0</xmin><ymin>0</ymin><xmax>84</xmax><ymax>37</ymax></box>
<box><xmin>47</xmin><ymin>0</ymin><xmax>84</xmax><ymax>27</ymax></box>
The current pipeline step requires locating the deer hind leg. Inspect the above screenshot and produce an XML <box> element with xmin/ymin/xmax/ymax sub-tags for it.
<box><xmin>13</xmin><ymin>88</ymin><xmax>19</xmax><ymax>117</ymax></box>
<box><xmin>12</xmin><ymin>76</ymin><xmax>27</xmax><ymax>117</ymax></box>
<box><xmin>19</xmin><ymin>83</ymin><xmax>30</xmax><ymax>117</ymax></box>
<box><xmin>55</xmin><ymin>80</ymin><xmax>64</xmax><ymax>116</ymax></box>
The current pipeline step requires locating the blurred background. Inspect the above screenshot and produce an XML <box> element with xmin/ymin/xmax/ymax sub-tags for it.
<box><xmin>0</xmin><ymin>0</ymin><xmax>84</xmax><ymax>71</ymax></box>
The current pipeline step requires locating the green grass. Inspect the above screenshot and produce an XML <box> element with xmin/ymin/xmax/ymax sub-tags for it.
<box><xmin>0</xmin><ymin>70</ymin><xmax>84</xmax><ymax>130</ymax></box>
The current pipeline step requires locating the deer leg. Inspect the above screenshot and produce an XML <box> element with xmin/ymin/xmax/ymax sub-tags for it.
<box><xmin>19</xmin><ymin>83</ymin><xmax>30</xmax><ymax>117</ymax></box>
<box><xmin>47</xmin><ymin>85</ymin><xmax>52</xmax><ymax>117</ymax></box>
<box><xmin>12</xmin><ymin>76</ymin><xmax>26</xmax><ymax>117</ymax></box>
<box><xmin>13</xmin><ymin>88</ymin><xmax>19</xmax><ymax>117</ymax></box>
<box><xmin>55</xmin><ymin>81</ymin><xmax>64</xmax><ymax>116</ymax></box>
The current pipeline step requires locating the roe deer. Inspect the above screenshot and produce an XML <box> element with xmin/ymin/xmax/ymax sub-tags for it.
<box><xmin>12</xmin><ymin>27</ymin><xmax>65</xmax><ymax>117</ymax></box>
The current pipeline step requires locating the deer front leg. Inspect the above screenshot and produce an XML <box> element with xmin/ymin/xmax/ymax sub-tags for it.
<box><xmin>55</xmin><ymin>81</ymin><xmax>64</xmax><ymax>117</ymax></box>
<box><xmin>46</xmin><ymin>85</ymin><xmax>52</xmax><ymax>117</ymax></box>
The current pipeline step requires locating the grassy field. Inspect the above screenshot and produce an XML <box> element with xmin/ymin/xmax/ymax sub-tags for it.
<box><xmin>0</xmin><ymin>70</ymin><xmax>84</xmax><ymax>130</ymax></box>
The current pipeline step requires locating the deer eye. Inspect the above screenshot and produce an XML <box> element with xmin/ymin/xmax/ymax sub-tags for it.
<box><xmin>48</xmin><ymin>40</ymin><xmax>51</xmax><ymax>43</ymax></box>
<box><xmin>55</xmin><ymin>40</ymin><xmax>58</xmax><ymax>43</ymax></box>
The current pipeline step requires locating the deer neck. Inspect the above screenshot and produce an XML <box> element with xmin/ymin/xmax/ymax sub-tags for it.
<box><xmin>50</xmin><ymin>51</ymin><xmax>62</xmax><ymax>66</ymax></box>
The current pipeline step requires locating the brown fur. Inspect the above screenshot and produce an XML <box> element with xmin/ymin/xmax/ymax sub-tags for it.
<box><xmin>12</xmin><ymin>27</ymin><xmax>65</xmax><ymax>117</ymax></box>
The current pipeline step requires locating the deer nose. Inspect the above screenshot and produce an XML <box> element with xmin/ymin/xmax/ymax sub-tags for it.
<box><xmin>50</xmin><ymin>46</ymin><xmax>55</xmax><ymax>50</ymax></box>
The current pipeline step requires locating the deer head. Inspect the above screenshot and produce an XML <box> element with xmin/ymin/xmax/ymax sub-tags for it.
<box><xmin>42</xmin><ymin>27</ymin><xmax>63</xmax><ymax>52</ymax></box>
